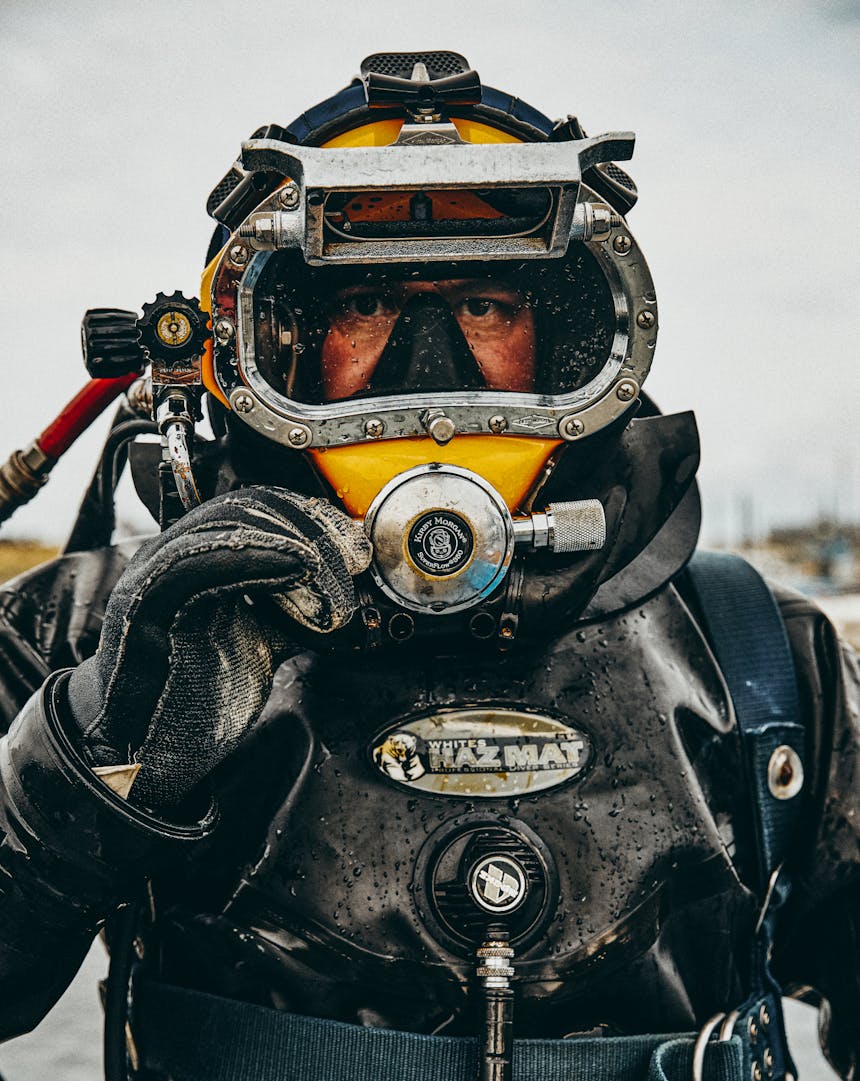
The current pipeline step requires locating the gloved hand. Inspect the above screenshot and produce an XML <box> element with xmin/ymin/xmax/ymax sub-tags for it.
<box><xmin>64</xmin><ymin>486</ymin><xmax>372</xmax><ymax>811</ymax></box>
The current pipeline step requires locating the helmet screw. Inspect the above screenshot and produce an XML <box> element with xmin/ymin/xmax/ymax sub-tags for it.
<box><xmin>616</xmin><ymin>380</ymin><xmax>638</xmax><ymax>402</ymax></box>
<box><xmin>488</xmin><ymin>415</ymin><xmax>508</xmax><ymax>434</ymax></box>
<box><xmin>364</xmin><ymin>418</ymin><xmax>385</xmax><ymax>439</ymax></box>
<box><xmin>561</xmin><ymin>416</ymin><xmax>585</xmax><ymax>438</ymax></box>
<box><xmin>214</xmin><ymin>317</ymin><xmax>235</xmax><ymax>344</ymax></box>
<box><xmin>636</xmin><ymin>310</ymin><xmax>656</xmax><ymax>329</ymax></box>
<box><xmin>233</xmin><ymin>392</ymin><xmax>254</xmax><ymax>414</ymax></box>
<box><xmin>288</xmin><ymin>427</ymin><xmax>309</xmax><ymax>447</ymax></box>
<box><xmin>228</xmin><ymin>243</ymin><xmax>249</xmax><ymax>267</ymax></box>
<box><xmin>278</xmin><ymin>184</ymin><xmax>301</xmax><ymax>210</ymax></box>
<box><xmin>612</xmin><ymin>234</ymin><xmax>633</xmax><ymax>255</ymax></box>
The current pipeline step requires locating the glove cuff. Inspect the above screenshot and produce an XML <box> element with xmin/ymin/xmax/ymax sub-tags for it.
<box><xmin>1</xmin><ymin>672</ymin><xmax>217</xmax><ymax>903</ymax></box>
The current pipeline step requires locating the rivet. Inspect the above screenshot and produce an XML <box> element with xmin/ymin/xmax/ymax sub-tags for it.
<box><xmin>616</xmin><ymin>380</ymin><xmax>638</xmax><ymax>402</ymax></box>
<box><xmin>228</xmin><ymin>243</ymin><xmax>249</xmax><ymax>267</ymax></box>
<box><xmin>288</xmin><ymin>427</ymin><xmax>309</xmax><ymax>447</ymax></box>
<box><xmin>759</xmin><ymin>1005</ymin><xmax>770</xmax><ymax>1029</ymax></box>
<box><xmin>764</xmin><ymin>1048</ymin><xmax>774</xmax><ymax>1072</ymax></box>
<box><xmin>752</xmin><ymin>1063</ymin><xmax>763</xmax><ymax>1081</ymax></box>
<box><xmin>488</xmin><ymin>414</ymin><xmax>508</xmax><ymax>434</ymax></box>
<box><xmin>278</xmin><ymin>183</ymin><xmax>300</xmax><ymax>210</ymax></box>
<box><xmin>636</xmin><ymin>310</ymin><xmax>656</xmax><ymax>329</ymax></box>
<box><xmin>214</xmin><ymin>317</ymin><xmax>235</xmax><ymax>344</ymax></box>
<box><xmin>364</xmin><ymin>418</ymin><xmax>385</xmax><ymax>439</ymax></box>
<box><xmin>613</xmin><ymin>234</ymin><xmax>632</xmax><ymax>255</ymax></box>
<box><xmin>748</xmin><ymin>1017</ymin><xmax>759</xmax><ymax>1042</ymax></box>
<box><xmin>767</xmin><ymin>745</ymin><xmax>803</xmax><ymax>800</ymax></box>
<box><xmin>500</xmin><ymin>625</ymin><xmax>515</xmax><ymax>639</ymax></box>
<box><xmin>233</xmin><ymin>392</ymin><xmax>254</xmax><ymax>414</ymax></box>
<box><xmin>562</xmin><ymin>416</ymin><xmax>585</xmax><ymax>438</ymax></box>
<box><xmin>388</xmin><ymin>612</ymin><xmax>415</xmax><ymax>641</ymax></box>
<box><xmin>469</xmin><ymin>611</ymin><xmax>497</xmax><ymax>639</ymax></box>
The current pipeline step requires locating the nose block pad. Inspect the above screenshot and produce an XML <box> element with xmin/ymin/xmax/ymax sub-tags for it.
<box><xmin>368</xmin><ymin>292</ymin><xmax>486</xmax><ymax>394</ymax></box>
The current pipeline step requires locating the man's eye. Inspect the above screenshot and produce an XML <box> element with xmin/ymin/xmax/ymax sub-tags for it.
<box><xmin>461</xmin><ymin>297</ymin><xmax>496</xmax><ymax>318</ymax></box>
<box><xmin>346</xmin><ymin>294</ymin><xmax>391</xmax><ymax>317</ymax></box>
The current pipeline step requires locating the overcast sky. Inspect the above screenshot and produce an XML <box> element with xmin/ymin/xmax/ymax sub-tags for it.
<box><xmin>1</xmin><ymin>0</ymin><xmax>857</xmax><ymax>545</ymax></box>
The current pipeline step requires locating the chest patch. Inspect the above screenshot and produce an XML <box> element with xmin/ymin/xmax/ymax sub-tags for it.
<box><xmin>369</xmin><ymin>708</ymin><xmax>592</xmax><ymax>797</ymax></box>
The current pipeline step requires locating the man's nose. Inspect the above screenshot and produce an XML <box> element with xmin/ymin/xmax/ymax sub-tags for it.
<box><xmin>367</xmin><ymin>292</ymin><xmax>486</xmax><ymax>394</ymax></box>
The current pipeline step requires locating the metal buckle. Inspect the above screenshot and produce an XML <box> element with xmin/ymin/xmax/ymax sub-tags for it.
<box><xmin>692</xmin><ymin>1010</ymin><xmax>739</xmax><ymax>1081</ymax></box>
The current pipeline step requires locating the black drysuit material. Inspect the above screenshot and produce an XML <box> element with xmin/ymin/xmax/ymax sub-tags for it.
<box><xmin>0</xmin><ymin>416</ymin><xmax>857</xmax><ymax>1079</ymax></box>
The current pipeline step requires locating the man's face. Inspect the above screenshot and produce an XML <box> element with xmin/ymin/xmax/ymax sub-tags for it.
<box><xmin>319</xmin><ymin>278</ymin><xmax>537</xmax><ymax>402</ymax></box>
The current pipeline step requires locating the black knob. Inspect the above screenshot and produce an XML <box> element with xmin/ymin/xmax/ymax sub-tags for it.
<box><xmin>137</xmin><ymin>292</ymin><xmax>209</xmax><ymax>364</ymax></box>
<box><xmin>81</xmin><ymin>309</ymin><xmax>146</xmax><ymax>378</ymax></box>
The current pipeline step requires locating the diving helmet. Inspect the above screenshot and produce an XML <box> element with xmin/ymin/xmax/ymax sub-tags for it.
<box><xmin>200</xmin><ymin>51</ymin><xmax>657</xmax><ymax>618</ymax></box>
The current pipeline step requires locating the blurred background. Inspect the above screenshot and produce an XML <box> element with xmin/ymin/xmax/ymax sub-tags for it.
<box><xmin>0</xmin><ymin>0</ymin><xmax>857</xmax><ymax>1077</ymax></box>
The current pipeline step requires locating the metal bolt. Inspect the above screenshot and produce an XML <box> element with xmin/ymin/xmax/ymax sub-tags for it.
<box><xmin>421</xmin><ymin>410</ymin><xmax>456</xmax><ymax>445</ymax></box>
<box><xmin>748</xmin><ymin>1017</ymin><xmax>759</xmax><ymax>1042</ymax></box>
<box><xmin>616</xmin><ymin>380</ymin><xmax>638</xmax><ymax>402</ymax></box>
<box><xmin>364</xmin><ymin>418</ymin><xmax>385</xmax><ymax>438</ymax></box>
<box><xmin>500</xmin><ymin>625</ymin><xmax>515</xmax><ymax>639</ymax></box>
<box><xmin>233</xmin><ymin>392</ymin><xmax>254</xmax><ymax>414</ymax></box>
<box><xmin>228</xmin><ymin>243</ymin><xmax>248</xmax><ymax>267</ymax></box>
<box><xmin>759</xmin><ymin>1005</ymin><xmax>770</xmax><ymax>1029</ymax></box>
<box><xmin>636</xmin><ymin>310</ymin><xmax>656</xmax><ymax>329</ymax></box>
<box><xmin>288</xmin><ymin>427</ymin><xmax>309</xmax><ymax>447</ymax></box>
<box><xmin>613</xmin><ymin>234</ymin><xmax>633</xmax><ymax>255</ymax></box>
<box><xmin>562</xmin><ymin>416</ymin><xmax>585</xmax><ymax>438</ymax></box>
<box><xmin>488</xmin><ymin>415</ymin><xmax>508</xmax><ymax>434</ymax></box>
<box><xmin>214</xmin><ymin>317</ymin><xmax>235</xmax><ymax>344</ymax></box>
<box><xmin>278</xmin><ymin>184</ymin><xmax>300</xmax><ymax>210</ymax></box>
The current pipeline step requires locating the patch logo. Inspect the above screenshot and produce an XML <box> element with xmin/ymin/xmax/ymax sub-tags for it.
<box><xmin>370</xmin><ymin>708</ymin><xmax>593</xmax><ymax>798</ymax></box>
<box><xmin>407</xmin><ymin>511</ymin><xmax>474</xmax><ymax>577</ymax></box>
<box><xmin>469</xmin><ymin>854</ymin><xmax>528</xmax><ymax>913</ymax></box>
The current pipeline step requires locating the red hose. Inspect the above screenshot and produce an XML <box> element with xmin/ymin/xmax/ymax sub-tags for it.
<box><xmin>38</xmin><ymin>374</ymin><xmax>138</xmax><ymax>459</ymax></box>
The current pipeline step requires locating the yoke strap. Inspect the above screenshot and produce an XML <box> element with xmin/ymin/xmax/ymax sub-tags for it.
<box><xmin>686</xmin><ymin>551</ymin><xmax>807</xmax><ymax>1081</ymax></box>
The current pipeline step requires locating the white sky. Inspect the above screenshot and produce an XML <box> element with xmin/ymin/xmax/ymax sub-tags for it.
<box><xmin>1</xmin><ymin>0</ymin><xmax>858</xmax><ymax>545</ymax></box>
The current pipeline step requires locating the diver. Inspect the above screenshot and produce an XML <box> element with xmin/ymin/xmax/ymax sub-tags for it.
<box><xmin>0</xmin><ymin>51</ymin><xmax>857</xmax><ymax>1081</ymax></box>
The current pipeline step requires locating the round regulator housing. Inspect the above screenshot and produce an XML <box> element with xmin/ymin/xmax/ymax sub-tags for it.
<box><xmin>365</xmin><ymin>464</ymin><xmax>515</xmax><ymax>615</ymax></box>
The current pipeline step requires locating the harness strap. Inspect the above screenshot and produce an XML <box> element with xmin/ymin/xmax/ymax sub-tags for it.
<box><xmin>135</xmin><ymin>980</ymin><xmax>747</xmax><ymax>1081</ymax></box>
<box><xmin>686</xmin><ymin>551</ymin><xmax>807</xmax><ymax>1081</ymax></box>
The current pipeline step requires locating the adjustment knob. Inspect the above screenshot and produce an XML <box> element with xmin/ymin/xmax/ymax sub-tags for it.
<box><xmin>80</xmin><ymin>308</ymin><xmax>146</xmax><ymax>378</ymax></box>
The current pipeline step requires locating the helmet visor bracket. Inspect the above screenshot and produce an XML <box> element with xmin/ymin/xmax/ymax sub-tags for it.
<box><xmin>238</xmin><ymin>135</ymin><xmax>634</xmax><ymax>264</ymax></box>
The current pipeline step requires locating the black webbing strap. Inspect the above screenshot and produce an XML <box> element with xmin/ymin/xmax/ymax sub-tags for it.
<box><xmin>686</xmin><ymin>551</ymin><xmax>806</xmax><ymax>1081</ymax></box>
<box><xmin>135</xmin><ymin>980</ymin><xmax>746</xmax><ymax>1081</ymax></box>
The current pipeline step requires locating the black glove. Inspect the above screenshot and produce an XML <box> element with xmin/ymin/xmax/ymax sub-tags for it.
<box><xmin>65</xmin><ymin>486</ymin><xmax>371</xmax><ymax>810</ymax></box>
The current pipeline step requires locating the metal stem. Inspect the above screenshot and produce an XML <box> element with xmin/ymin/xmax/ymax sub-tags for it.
<box><xmin>476</xmin><ymin>929</ymin><xmax>515</xmax><ymax>1081</ymax></box>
